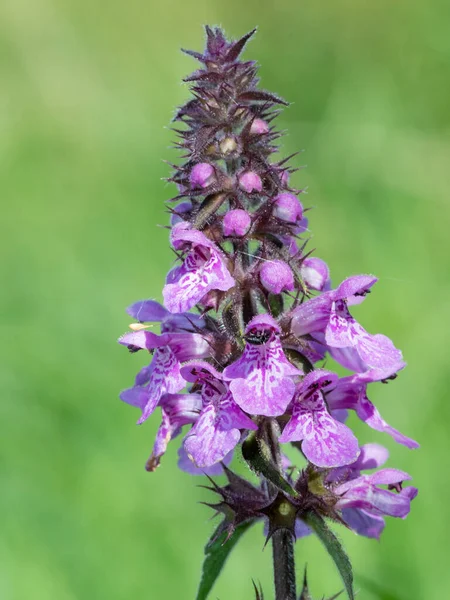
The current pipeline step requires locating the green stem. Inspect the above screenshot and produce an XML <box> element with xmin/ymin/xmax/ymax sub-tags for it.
<box><xmin>272</xmin><ymin>529</ymin><xmax>297</xmax><ymax>600</ymax></box>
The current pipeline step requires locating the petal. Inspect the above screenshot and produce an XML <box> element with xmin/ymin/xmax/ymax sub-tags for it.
<box><xmin>224</xmin><ymin>337</ymin><xmax>301</xmax><ymax>416</ymax></box>
<box><xmin>163</xmin><ymin>246</ymin><xmax>234</xmax><ymax>313</ymax></box>
<box><xmin>135</xmin><ymin>364</ymin><xmax>152</xmax><ymax>386</ymax></box>
<box><xmin>279</xmin><ymin>394</ymin><xmax>360</xmax><ymax>468</ymax></box>
<box><xmin>356</xmin><ymin>393</ymin><xmax>419</xmax><ymax>449</ymax></box>
<box><xmin>353</xmin><ymin>443</ymin><xmax>389</xmax><ymax>471</ymax></box>
<box><xmin>291</xmin><ymin>294</ymin><xmax>332</xmax><ymax>336</ymax></box>
<box><xmin>126</xmin><ymin>299</ymin><xmax>168</xmax><ymax>322</ymax></box>
<box><xmin>355</xmin><ymin>332</ymin><xmax>404</xmax><ymax>370</ymax></box>
<box><xmin>219</xmin><ymin>391</ymin><xmax>258</xmax><ymax>431</ymax></box>
<box><xmin>298</xmin><ymin>369</ymin><xmax>338</xmax><ymax>395</ymax></box>
<box><xmin>325</xmin><ymin>300</ymin><xmax>361</xmax><ymax>348</ymax></box>
<box><xmin>368</xmin><ymin>468</ymin><xmax>412</xmax><ymax>486</ymax></box>
<box><xmin>160</xmin><ymin>332</ymin><xmax>210</xmax><ymax>362</ymax></box>
<box><xmin>118</xmin><ymin>330</ymin><xmax>165</xmax><ymax>350</ymax></box>
<box><xmin>177</xmin><ymin>445</ymin><xmax>233</xmax><ymax>476</ymax></box>
<box><xmin>145</xmin><ymin>408</ymin><xmax>172</xmax><ymax>471</ymax></box>
<box><xmin>119</xmin><ymin>385</ymin><xmax>149</xmax><ymax>410</ymax></box>
<box><xmin>183</xmin><ymin>404</ymin><xmax>241</xmax><ymax>467</ymax></box>
<box><xmin>137</xmin><ymin>346</ymin><xmax>185</xmax><ymax>424</ymax></box>
<box><xmin>335</xmin><ymin>275</ymin><xmax>377</xmax><ymax>303</ymax></box>
<box><xmin>341</xmin><ymin>508</ymin><xmax>385</xmax><ymax>539</ymax></box>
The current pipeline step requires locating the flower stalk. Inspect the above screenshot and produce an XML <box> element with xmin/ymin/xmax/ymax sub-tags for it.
<box><xmin>118</xmin><ymin>26</ymin><xmax>418</xmax><ymax>599</ymax></box>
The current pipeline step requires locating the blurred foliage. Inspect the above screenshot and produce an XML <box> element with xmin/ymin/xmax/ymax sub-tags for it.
<box><xmin>1</xmin><ymin>0</ymin><xmax>449</xmax><ymax>598</ymax></box>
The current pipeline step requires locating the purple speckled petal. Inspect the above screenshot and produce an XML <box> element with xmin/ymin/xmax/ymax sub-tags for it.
<box><xmin>326</xmin><ymin>300</ymin><xmax>404</xmax><ymax>370</ymax></box>
<box><xmin>163</xmin><ymin>244</ymin><xmax>234</xmax><ymax>313</ymax></box>
<box><xmin>341</xmin><ymin>508</ymin><xmax>385</xmax><ymax>539</ymax></box>
<box><xmin>137</xmin><ymin>346</ymin><xmax>186</xmax><ymax>424</ymax></box>
<box><xmin>146</xmin><ymin>408</ymin><xmax>172</xmax><ymax>471</ymax></box>
<box><xmin>219</xmin><ymin>390</ymin><xmax>258</xmax><ymax>431</ymax></box>
<box><xmin>280</xmin><ymin>401</ymin><xmax>360</xmax><ymax>467</ymax></box>
<box><xmin>145</xmin><ymin>393</ymin><xmax>203</xmax><ymax>472</ymax></box>
<box><xmin>225</xmin><ymin>341</ymin><xmax>300</xmax><ymax>417</ymax></box>
<box><xmin>183</xmin><ymin>404</ymin><xmax>241</xmax><ymax>467</ymax></box>
<box><xmin>355</xmin><ymin>332</ymin><xmax>404</xmax><ymax>370</ymax></box>
<box><xmin>223</xmin><ymin>314</ymin><xmax>301</xmax><ymax>416</ymax></box>
<box><xmin>280</xmin><ymin>373</ymin><xmax>360</xmax><ymax>468</ymax></box>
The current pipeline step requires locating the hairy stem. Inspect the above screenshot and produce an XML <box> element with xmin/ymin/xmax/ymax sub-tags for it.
<box><xmin>272</xmin><ymin>529</ymin><xmax>297</xmax><ymax>600</ymax></box>
<box><xmin>267</xmin><ymin>418</ymin><xmax>297</xmax><ymax>600</ymax></box>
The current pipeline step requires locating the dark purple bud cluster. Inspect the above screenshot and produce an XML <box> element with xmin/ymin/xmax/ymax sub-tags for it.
<box><xmin>118</xmin><ymin>26</ymin><xmax>417</xmax><ymax>549</ymax></box>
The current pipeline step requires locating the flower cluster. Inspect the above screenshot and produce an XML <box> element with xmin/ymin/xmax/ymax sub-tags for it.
<box><xmin>119</xmin><ymin>27</ymin><xmax>417</xmax><ymax>540</ymax></box>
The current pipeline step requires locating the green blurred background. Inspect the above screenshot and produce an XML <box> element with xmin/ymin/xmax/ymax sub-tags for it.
<box><xmin>1</xmin><ymin>0</ymin><xmax>449</xmax><ymax>598</ymax></box>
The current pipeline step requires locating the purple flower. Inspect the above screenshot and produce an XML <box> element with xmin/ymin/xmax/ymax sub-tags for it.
<box><xmin>259</xmin><ymin>260</ymin><xmax>295</xmax><ymax>294</ymax></box>
<box><xmin>190</xmin><ymin>162</ymin><xmax>215</xmax><ymax>188</ymax></box>
<box><xmin>223</xmin><ymin>314</ymin><xmax>302</xmax><ymax>417</ymax></box>
<box><xmin>326</xmin><ymin>364</ymin><xmax>419</xmax><ymax>449</ymax></box>
<box><xmin>163</xmin><ymin>222</ymin><xmax>235</xmax><ymax>313</ymax></box>
<box><xmin>119</xmin><ymin>328</ymin><xmax>209</xmax><ymax>362</ymax></box>
<box><xmin>180</xmin><ymin>361</ymin><xmax>257</xmax><ymax>468</ymax></box>
<box><xmin>279</xmin><ymin>370</ymin><xmax>360</xmax><ymax>467</ymax></box>
<box><xmin>118</xmin><ymin>328</ymin><xmax>210</xmax><ymax>424</ymax></box>
<box><xmin>336</xmin><ymin>468</ymin><xmax>417</xmax><ymax>519</ymax></box>
<box><xmin>223</xmin><ymin>209</ymin><xmax>252</xmax><ymax>237</ymax></box>
<box><xmin>238</xmin><ymin>171</ymin><xmax>263</xmax><ymax>193</ymax></box>
<box><xmin>327</xmin><ymin>443</ymin><xmax>417</xmax><ymax>538</ymax></box>
<box><xmin>145</xmin><ymin>392</ymin><xmax>202</xmax><ymax>471</ymax></box>
<box><xmin>292</xmin><ymin>275</ymin><xmax>403</xmax><ymax>370</ymax></box>
<box><xmin>119</xmin><ymin>347</ymin><xmax>185</xmax><ymax>424</ymax></box>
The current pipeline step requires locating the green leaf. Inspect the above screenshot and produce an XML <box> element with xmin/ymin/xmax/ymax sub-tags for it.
<box><xmin>242</xmin><ymin>431</ymin><xmax>298</xmax><ymax>497</ymax></box>
<box><xmin>303</xmin><ymin>512</ymin><xmax>354</xmax><ymax>600</ymax></box>
<box><xmin>196</xmin><ymin>521</ymin><xmax>253</xmax><ymax>600</ymax></box>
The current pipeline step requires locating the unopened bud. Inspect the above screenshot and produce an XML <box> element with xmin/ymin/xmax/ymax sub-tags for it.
<box><xmin>260</xmin><ymin>260</ymin><xmax>295</xmax><ymax>294</ymax></box>
<box><xmin>223</xmin><ymin>209</ymin><xmax>251</xmax><ymax>237</ymax></box>
<box><xmin>190</xmin><ymin>163</ymin><xmax>215</xmax><ymax>188</ymax></box>
<box><xmin>273</xmin><ymin>192</ymin><xmax>303</xmax><ymax>223</ymax></box>
<box><xmin>300</xmin><ymin>257</ymin><xmax>330</xmax><ymax>291</ymax></box>
<box><xmin>250</xmin><ymin>118</ymin><xmax>269</xmax><ymax>135</ymax></box>
<box><xmin>239</xmin><ymin>171</ymin><xmax>263</xmax><ymax>193</ymax></box>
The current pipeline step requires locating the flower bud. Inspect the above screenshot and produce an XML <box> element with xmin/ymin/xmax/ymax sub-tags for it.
<box><xmin>223</xmin><ymin>209</ymin><xmax>251</xmax><ymax>237</ymax></box>
<box><xmin>250</xmin><ymin>118</ymin><xmax>269</xmax><ymax>135</ymax></box>
<box><xmin>273</xmin><ymin>193</ymin><xmax>303</xmax><ymax>223</ymax></box>
<box><xmin>260</xmin><ymin>260</ymin><xmax>295</xmax><ymax>294</ymax></box>
<box><xmin>300</xmin><ymin>257</ymin><xmax>330</xmax><ymax>291</ymax></box>
<box><xmin>239</xmin><ymin>171</ymin><xmax>263</xmax><ymax>193</ymax></box>
<box><xmin>190</xmin><ymin>163</ymin><xmax>215</xmax><ymax>188</ymax></box>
